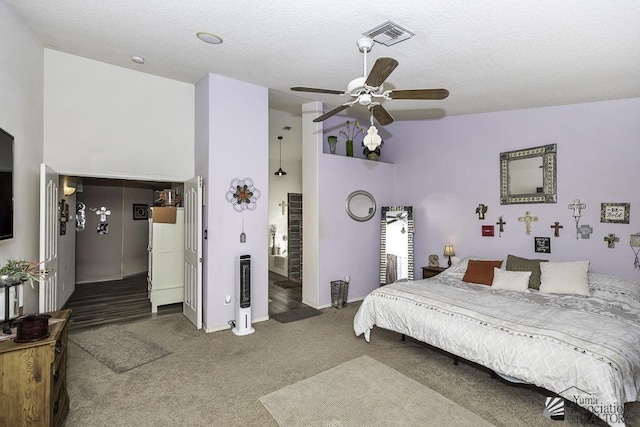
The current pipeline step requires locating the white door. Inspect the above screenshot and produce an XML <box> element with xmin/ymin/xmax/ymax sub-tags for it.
<box><xmin>183</xmin><ymin>176</ymin><xmax>203</xmax><ymax>329</ymax></box>
<box><xmin>39</xmin><ymin>164</ymin><xmax>59</xmax><ymax>313</ymax></box>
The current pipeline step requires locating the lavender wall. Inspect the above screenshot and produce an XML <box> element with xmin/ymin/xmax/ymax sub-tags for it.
<box><xmin>384</xmin><ymin>98</ymin><xmax>640</xmax><ymax>278</ymax></box>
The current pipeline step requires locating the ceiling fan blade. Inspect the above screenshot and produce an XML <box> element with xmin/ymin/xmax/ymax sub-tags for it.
<box><xmin>291</xmin><ymin>86</ymin><xmax>345</xmax><ymax>95</ymax></box>
<box><xmin>371</xmin><ymin>104</ymin><xmax>394</xmax><ymax>126</ymax></box>
<box><xmin>388</xmin><ymin>89</ymin><xmax>450</xmax><ymax>100</ymax></box>
<box><xmin>313</xmin><ymin>104</ymin><xmax>350</xmax><ymax>123</ymax></box>
<box><xmin>365</xmin><ymin>57</ymin><xmax>399</xmax><ymax>87</ymax></box>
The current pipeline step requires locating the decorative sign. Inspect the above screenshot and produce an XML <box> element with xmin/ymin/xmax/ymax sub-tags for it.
<box><xmin>482</xmin><ymin>225</ymin><xmax>494</xmax><ymax>237</ymax></box>
<box><xmin>534</xmin><ymin>237</ymin><xmax>551</xmax><ymax>253</ymax></box>
<box><xmin>601</xmin><ymin>203</ymin><xmax>630</xmax><ymax>224</ymax></box>
<box><xmin>578</xmin><ymin>225</ymin><xmax>593</xmax><ymax>239</ymax></box>
<box><xmin>133</xmin><ymin>204</ymin><xmax>149</xmax><ymax>220</ymax></box>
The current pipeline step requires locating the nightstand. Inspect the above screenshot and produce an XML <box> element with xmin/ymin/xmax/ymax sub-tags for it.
<box><xmin>422</xmin><ymin>266</ymin><xmax>447</xmax><ymax>279</ymax></box>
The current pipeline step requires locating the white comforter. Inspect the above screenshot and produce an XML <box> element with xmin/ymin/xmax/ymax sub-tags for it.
<box><xmin>353</xmin><ymin>272</ymin><xmax>640</xmax><ymax>426</ymax></box>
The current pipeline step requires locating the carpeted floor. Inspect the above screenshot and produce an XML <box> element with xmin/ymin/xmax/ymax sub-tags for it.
<box><xmin>260</xmin><ymin>355</ymin><xmax>496</xmax><ymax>426</ymax></box>
<box><xmin>64</xmin><ymin>303</ymin><xmax>640</xmax><ymax>426</ymax></box>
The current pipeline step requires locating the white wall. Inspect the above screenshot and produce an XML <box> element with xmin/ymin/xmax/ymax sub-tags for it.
<box><xmin>0</xmin><ymin>1</ymin><xmax>44</xmax><ymax>314</ymax></box>
<box><xmin>196</xmin><ymin>73</ymin><xmax>269</xmax><ymax>331</ymax></box>
<box><xmin>43</xmin><ymin>49</ymin><xmax>194</xmax><ymax>182</ymax></box>
<box><xmin>268</xmin><ymin>109</ymin><xmax>302</xmax><ymax>262</ymax></box>
<box><xmin>122</xmin><ymin>185</ymin><xmax>154</xmax><ymax>277</ymax></box>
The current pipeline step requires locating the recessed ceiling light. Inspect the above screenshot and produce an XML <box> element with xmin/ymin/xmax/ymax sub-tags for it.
<box><xmin>196</xmin><ymin>32</ymin><xmax>223</xmax><ymax>45</ymax></box>
<box><xmin>131</xmin><ymin>55</ymin><xmax>145</xmax><ymax>64</ymax></box>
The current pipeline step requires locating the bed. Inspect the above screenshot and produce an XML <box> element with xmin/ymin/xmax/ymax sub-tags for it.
<box><xmin>353</xmin><ymin>257</ymin><xmax>640</xmax><ymax>426</ymax></box>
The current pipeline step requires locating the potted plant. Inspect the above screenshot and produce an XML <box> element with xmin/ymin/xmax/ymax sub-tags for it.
<box><xmin>0</xmin><ymin>259</ymin><xmax>48</xmax><ymax>288</ymax></box>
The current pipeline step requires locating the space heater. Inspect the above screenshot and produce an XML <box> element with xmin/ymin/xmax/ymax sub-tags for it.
<box><xmin>232</xmin><ymin>254</ymin><xmax>255</xmax><ymax>336</ymax></box>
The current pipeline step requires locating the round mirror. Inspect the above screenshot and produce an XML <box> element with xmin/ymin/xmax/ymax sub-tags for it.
<box><xmin>345</xmin><ymin>190</ymin><xmax>376</xmax><ymax>222</ymax></box>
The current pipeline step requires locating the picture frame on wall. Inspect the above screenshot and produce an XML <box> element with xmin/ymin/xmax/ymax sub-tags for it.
<box><xmin>600</xmin><ymin>202</ymin><xmax>630</xmax><ymax>224</ymax></box>
<box><xmin>534</xmin><ymin>236</ymin><xmax>551</xmax><ymax>253</ymax></box>
<box><xmin>133</xmin><ymin>204</ymin><xmax>149</xmax><ymax>220</ymax></box>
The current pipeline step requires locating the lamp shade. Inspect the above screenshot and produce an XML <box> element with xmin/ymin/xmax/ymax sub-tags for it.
<box><xmin>443</xmin><ymin>245</ymin><xmax>455</xmax><ymax>257</ymax></box>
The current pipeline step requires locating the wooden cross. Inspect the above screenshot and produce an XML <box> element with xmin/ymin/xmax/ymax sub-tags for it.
<box><xmin>604</xmin><ymin>233</ymin><xmax>619</xmax><ymax>248</ymax></box>
<box><xmin>550</xmin><ymin>221</ymin><xmax>563</xmax><ymax>237</ymax></box>
<box><xmin>278</xmin><ymin>200</ymin><xmax>288</xmax><ymax>216</ymax></box>
<box><xmin>496</xmin><ymin>216</ymin><xmax>506</xmax><ymax>238</ymax></box>
<box><xmin>518</xmin><ymin>211</ymin><xmax>538</xmax><ymax>235</ymax></box>
<box><xmin>578</xmin><ymin>225</ymin><xmax>593</xmax><ymax>239</ymax></box>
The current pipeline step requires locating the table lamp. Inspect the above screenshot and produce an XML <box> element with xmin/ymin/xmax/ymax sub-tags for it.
<box><xmin>443</xmin><ymin>245</ymin><xmax>455</xmax><ymax>267</ymax></box>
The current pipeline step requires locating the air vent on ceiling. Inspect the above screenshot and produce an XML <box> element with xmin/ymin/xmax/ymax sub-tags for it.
<box><xmin>363</xmin><ymin>20</ymin><xmax>415</xmax><ymax>47</ymax></box>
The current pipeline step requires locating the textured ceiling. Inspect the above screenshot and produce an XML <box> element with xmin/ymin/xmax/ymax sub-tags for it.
<box><xmin>6</xmin><ymin>0</ymin><xmax>640</xmax><ymax>120</ymax></box>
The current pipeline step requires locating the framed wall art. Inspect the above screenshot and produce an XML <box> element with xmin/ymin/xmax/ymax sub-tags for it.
<box><xmin>600</xmin><ymin>202</ymin><xmax>630</xmax><ymax>224</ymax></box>
<box><xmin>133</xmin><ymin>204</ymin><xmax>149</xmax><ymax>220</ymax></box>
<box><xmin>534</xmin><ymin>236</ymin><xmax>551</xmax><ymax>253</ymax></box>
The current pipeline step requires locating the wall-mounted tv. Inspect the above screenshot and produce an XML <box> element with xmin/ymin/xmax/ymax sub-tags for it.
<box><xmin>0</xmin><ymin>127</ymin><xmax>14</xmax><ymax>240</ymax></box>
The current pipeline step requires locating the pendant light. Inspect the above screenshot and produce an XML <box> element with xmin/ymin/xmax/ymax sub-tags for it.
<box><xmin>274</xmin><ymin>135</ymin><xmax>287</xmax><ymax>176</ymax></box>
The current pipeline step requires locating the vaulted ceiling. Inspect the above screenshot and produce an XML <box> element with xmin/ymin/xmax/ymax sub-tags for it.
<box><xmin>7</xmin><ymin>1</ymin><xmax>640</xmax><ymax>121</ymax></box>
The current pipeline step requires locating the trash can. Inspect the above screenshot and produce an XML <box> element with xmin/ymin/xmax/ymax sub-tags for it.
<box><xmin>330</xmin><ymin>280</ymin><xmax>349</xmax><ymax>308</ymax></box>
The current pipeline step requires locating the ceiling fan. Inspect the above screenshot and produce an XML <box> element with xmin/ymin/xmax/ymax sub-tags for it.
<box><xmin>291</xmin><ymin>37</ymin><xmax>449</xmax><ymax>126</ymax></box>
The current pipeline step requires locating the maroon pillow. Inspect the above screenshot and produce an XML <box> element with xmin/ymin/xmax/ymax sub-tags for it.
<box><xmin>462</xmin><ymin>260</ymin><xmax>504</xmax><ymax>285</ymax></box>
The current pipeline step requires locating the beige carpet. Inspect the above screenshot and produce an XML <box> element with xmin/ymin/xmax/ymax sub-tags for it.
<box><xmin>260</xmin><ymin>355</ymin><xmax>495</xmax><ymax>426</ymax></box>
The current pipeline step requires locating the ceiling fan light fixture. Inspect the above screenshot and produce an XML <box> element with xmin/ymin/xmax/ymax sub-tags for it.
<box><xmin>363</xmin><ymin>125</ymin><xmax>382</xmax><ymax>151</ymax></box>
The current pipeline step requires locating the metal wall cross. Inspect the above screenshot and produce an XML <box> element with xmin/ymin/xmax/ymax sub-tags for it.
<box><xmin>578</xmin><ymin>225</ymin><xmax>593</xmax><ymax>239</ymax></box>
<box><xmin>518</xmin><ymin>211</ymin><xmax>538</xmax><ymax>235</ymax></box>
<box><xmin>604</xmin><ymin>233</ymin><xmax>620</xmax><ymax>248</ymax></box>
<box><xmin>496</xmin><ymin>216</ymin><xmax>506</xmax><ymax>238</ymax></box>
<box><xmin>279</xmin><ymin>200</ymin><xmax>288</xmax><ymax>216</ymax></box>
<box><xmin>476</xmin><ymin>204</ymin><xmax>487</xmax><ymax>220</ymax></box>
<box><xmin>550</xmin><ymin>222</ymin><xmax>563</xmax><ymax>237</ymax></box>
<box><xmin>94</xmin><ymin>206</ymin><xmax>111</xmax><ymax>223</ymax></box>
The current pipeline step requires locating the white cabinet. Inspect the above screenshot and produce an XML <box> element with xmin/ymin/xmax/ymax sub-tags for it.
<box><xmin>148</xmin><ymin>208</ymin><xmax>184</xmax><ymax>312</ymax></box>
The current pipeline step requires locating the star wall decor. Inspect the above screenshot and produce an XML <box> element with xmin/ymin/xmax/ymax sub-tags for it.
<box><xmin>225</xmin><ymin>178</ymin><xmax>261</xmax><ymax>212</ymax></box>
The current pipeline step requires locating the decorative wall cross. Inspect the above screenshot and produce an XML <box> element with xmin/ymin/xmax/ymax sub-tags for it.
<box><xmin>496</xmin><ymin>216</ymin><xmax>506</xmax><ymax>238</ymax></box>
<box><xmin>279</xmin><ymin>200</ymin><xmax>288</xmax><ymax>216</ymax></box>
<box><xmin>568</xmin><ymin>199</ymin><xmax>587</xmax><ymax>240</ymax></box>
<box><xmin>578</xmin><ymin>225</ymin><xmax>593</xmax><ymax>239</ymax></box>
<box><xmin>550</xmin><ymin>222</ymin><xmax>563</xmax><ymax>237</ymax></box>
<box><xmin>94</xmin><ymin>206</ymin><xmax>111</xmax><ymax>223</ymax></box>
<box><xmin>475</xmin><ymin>204</ymin><xmax>487</xmax><ymax>220</ymax></box>
<box><xmin>518</xmin><ymin>211</ymin><xmax>538</xmax><ymax>235</ymax></box>
<box><xmin>604</xmin><ymin>233</ymin><xmax>620</xmax><ymax>248</ymax></box>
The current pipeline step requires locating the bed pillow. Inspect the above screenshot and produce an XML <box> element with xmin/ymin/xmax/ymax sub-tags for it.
<box><xmin>539</xmin><ymin>261</ymin><xmax>591</xmax><ymax>296</ymax></box>
<box><xmin>491</xmin><ymin>268</ymin><xmax>531</xmax><ymax>292</ymax></box>
<box><xmin>461</xmin><ymin>260</ymin><xmax>504</xmax><ymax>285</ymax></box>
<box><xmin>442</xmin><ymin>256</ymin><xmax>484</xmax><ymax>275</ymax></box>
<box><xmin>505</xmin><ymin>254</ymin><xmax>548</xmax><ymax>290</ymax></box>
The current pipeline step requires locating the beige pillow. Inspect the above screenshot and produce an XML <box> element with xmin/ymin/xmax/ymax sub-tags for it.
<box><xmin>539</xmin><ymin>261</ymin><xmax>591</xmax><ymax>296</ymax></box>
<box><xmin>491</xmin><ymin>268</ymin><xmax>531</xmax><ymax>292</ymax></box>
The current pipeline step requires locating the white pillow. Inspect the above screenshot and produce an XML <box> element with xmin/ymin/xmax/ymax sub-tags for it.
<box><xmin>539</xmin><ymin>261</ymin><xmax>591</xmax><ymax>296</ymax></box>
<box><xmin>442</xmin><ymin>256</ymin><xmax>485</xmax><ymax>275</ymax></box>
<box><xmin>491</xmin><ymin>268</ymin><xmax>531</xmax><ymax>292</ymax></box>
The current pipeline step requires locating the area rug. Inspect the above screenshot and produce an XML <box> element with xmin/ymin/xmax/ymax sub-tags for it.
<box><xmin>271</xmin><ymin>306</ymin><xmax>322</xmax><ymax>323</ymax></box>
<box><xmin>259</xmin><ymin>355</ymin><xmax>496</xmax><ymax>427</ymax></box>
<box><xmin>70</xmin><ymin>325</ymin><xmax>171</xmax><ymax>373</ymax></box>
<box><xmin>273</xmin><ymin>279</ymin><xmax>302</xmax><ymax>289</ymax></box>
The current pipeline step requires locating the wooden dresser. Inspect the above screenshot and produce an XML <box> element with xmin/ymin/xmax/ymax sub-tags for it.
<box><xmin>0</xmin><ymin>309</ymin><xmax>71</xmax><ymax>426</ymax></box>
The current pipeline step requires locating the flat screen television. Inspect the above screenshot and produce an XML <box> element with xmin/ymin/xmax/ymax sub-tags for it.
<box><xmin>0</xmin><ymin>127</ymin><xmax>14</xmax><ymax>240</ymax></box>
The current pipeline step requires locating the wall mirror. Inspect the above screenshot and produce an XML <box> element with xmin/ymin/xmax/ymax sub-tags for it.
<box><xmin>380</xmin><ymin>206</ymin><xmax>414</xmax><ymax>286</ymax></box>
<box><xmin>345</xmin><ymin>190</ymin><xmax>376</xmax><ymax>222</ymax></box>
<box><xmin>500</xmin><ymin>143</ymin><xmax>557</xmax><ymax>204</ymax></box>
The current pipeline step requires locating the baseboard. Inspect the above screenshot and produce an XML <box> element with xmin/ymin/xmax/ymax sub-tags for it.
<box><xmin>203</xmin><ymin>314</ymin><xmax>270</xmax><ymax>333</ymax></box>
<box><xmin>302</xmin><ymin>296</ymin><xmax>364</xmax><ymax>310</ymax></box>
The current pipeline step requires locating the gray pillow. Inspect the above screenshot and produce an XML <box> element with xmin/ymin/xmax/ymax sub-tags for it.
<box><xmin>505</xmin><ymin>254</ymin><xmax>548</xmax><ymax>290</ymax></box>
